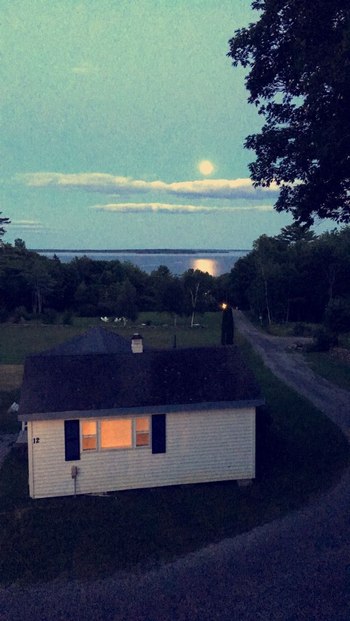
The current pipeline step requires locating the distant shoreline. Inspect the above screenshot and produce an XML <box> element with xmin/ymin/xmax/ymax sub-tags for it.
<box><xmin>34</xmin><ymin>248</ymin><xmax>249</xmax><ymax>275</ymax></box>
<box><xmin>33</xmin><ymin>248</ymin><xmax>249</xmax><ymax>255</ymax></box>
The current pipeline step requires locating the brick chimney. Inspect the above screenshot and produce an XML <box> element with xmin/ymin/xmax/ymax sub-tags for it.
<box><xmin>131</xmin><ymin>333</ymin><xmax>143</xmax><ymax>353</ymax></box>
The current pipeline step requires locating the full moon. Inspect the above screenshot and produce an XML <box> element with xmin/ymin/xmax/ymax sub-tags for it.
<box><xmin>198</xmin><ymin>159</ymin><xmax>214</xmax><ymax>175</ymax></box>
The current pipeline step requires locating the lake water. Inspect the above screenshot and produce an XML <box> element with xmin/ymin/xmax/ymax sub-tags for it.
<box><xmin>39</xmin><ymin>250</ymin><xmax>249</xmax><ymax>276</ymax></box>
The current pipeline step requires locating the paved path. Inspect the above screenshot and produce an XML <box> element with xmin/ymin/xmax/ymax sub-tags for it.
<box><xmin>0</xmin><ymin>318</ymin><xmax>350</xmax><ymax>620</ymax></box>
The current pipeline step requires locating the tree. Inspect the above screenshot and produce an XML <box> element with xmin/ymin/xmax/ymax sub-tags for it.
<box><xmin>251</xmin><ymin>234</ymin><xmax>294</xmax><ymax>324</ymax></box>
<box><xmin>228</xmin><ymin>1</ymin><xmax>350</xmax><ymax>225</ymax></box>
<box><xmin>325</xmin><ymin>297</ymin><xmax>350</xmax><ymax>334</ymax></box>
<box><xmin>276</xmin><ymin>223</ymin><xmax>316</xmax><ymax>245</ymax></box>
<box><xmin>14</xmin><ymin>238</ymin><xmax>26</xmax><ymax>250</ymax></box>
<box><xmin>0</xmin><ymin>213</ymin><xmax>10</xmax><ymax>239</ymax></box>
<box><xmin>115</xmin><ymin>279</ymin><xmax>138</xmax><ymax>321</ymax></box>
<box><xmin>161</xmin><ymin>278</ymin><xmax>185</xmax><ymax>318</ymax></box>
<box><xmin>26</xmin><ymin>258</ymin><xmax>55</xmax><ymax>315</ymax></box>
<box><xmin>226</xmin><ymin>254</ymin><xmax>256</xmax><ymax>311</ymax></box>
<box><xmin>74</xmin><ymin>281</ymin><xmax>99</xmax><ymax>316</ymax></box>
<box><xmin>0</xmin><ymin>246</ymin><xmax>30</xmax><ymax>311</ymax></box>
<box><xmin>149</xmin><ymin>266</ymin><xmax>175</xmax><ymax>312</ymax></box>
<box><xmin>182</xmin><ymin>269</ymin><xmax>214</xmax><ymax>327</ymax></box>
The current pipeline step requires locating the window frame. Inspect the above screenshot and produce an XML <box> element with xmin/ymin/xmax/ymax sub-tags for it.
<box><xmin>135</xmin><ymin>416</ymin><xmax>151</xmax><ymax>448</ymax></box>
<box><xmin>81</xmin><ymin>419</ymin><xmax>98</xmax><ymax>452</ymax></box>
<box><xmin>81</xmin><ymin>416</ymin><xmax>151</xmax><ymax>453</ymax></box>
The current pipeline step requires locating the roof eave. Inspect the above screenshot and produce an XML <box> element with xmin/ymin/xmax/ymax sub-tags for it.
<box><xmin>19</xmin><ymin>398</ymin><xmax>265</xmax><ymax>422</ymax></box>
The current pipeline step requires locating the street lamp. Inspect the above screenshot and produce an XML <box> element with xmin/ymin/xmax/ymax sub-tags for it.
<box><xmin>221</xmin><ymin>302</ymin><xmax>234</xmax><ymax>345</ymax></box>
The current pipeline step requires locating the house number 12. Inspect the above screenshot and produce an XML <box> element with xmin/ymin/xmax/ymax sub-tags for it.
<box><xmin>33</xmin><ymin>438</ymin><xmax>40</xmax><ymax>444</ymax></box>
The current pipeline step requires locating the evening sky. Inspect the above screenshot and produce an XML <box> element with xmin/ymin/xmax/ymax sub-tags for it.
<box><xmin>1</xmin><ymin>0</ymin><xmax>333</xmax><ymax>250</ymax></box>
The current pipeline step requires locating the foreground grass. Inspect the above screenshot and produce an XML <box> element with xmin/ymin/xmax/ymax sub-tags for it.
<box><xmin>0</xmin><ymin>323</ymin><xmax>348</xmax><ymax>585</ymax></box>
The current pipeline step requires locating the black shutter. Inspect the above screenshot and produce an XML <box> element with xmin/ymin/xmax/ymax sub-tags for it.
<box><xmin>152</xmin><ymin>414</ymin><xmax>166</xmax><ymax>454</ymax></box>
<box><xmin>64</xmin><ymin>420</ymin><xmax>80</xmax><ymax>461</ymax></box>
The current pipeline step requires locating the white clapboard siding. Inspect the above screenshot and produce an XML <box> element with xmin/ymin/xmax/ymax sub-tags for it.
<box><xmin>29</xmin><ymin>408</ymin><xmax>255</xmax><ymax>499</ymax></box>
<box><xmin>28</xmin><ymin>420</ymin><xmax>80</xmax><ymax>498</ymax></box>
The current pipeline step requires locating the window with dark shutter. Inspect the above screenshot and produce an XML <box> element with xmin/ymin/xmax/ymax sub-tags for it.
<box><xmin>64</xmin><ymin>420</ymin><xmax>80</xmax><ymax>461</ymax></box>
<box><xmin>152</xmin><ymin>414</ymin><xmax>166</xmax><ymax>454</ymax></box>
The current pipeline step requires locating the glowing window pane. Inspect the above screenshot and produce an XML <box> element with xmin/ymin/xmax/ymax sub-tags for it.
<box><xmin>136</xmin><ymin>417</ymin><xmax>149</xmax><ymax>432</ymax></box>
<box><xmin>136</xmin><ymin>417</ymin><xmax>150</xmax><ymax>447</ymax></box>
<box><xmin>82</xmin><ymin>421</ymin><xmax>97</xmax><ymax>435</ymax></box>
<box><xmin>101</xmin><ymin>419</ymin><xmax>132</xmax><ymax>449</ymax></box>
<box><xmin>83</xmin><ymin>436</ymin><xmax>97</xmax><ymax>450</ymax></box>
<box><xmin>82</xmin><ymin>420</ymin><xmax>97</xmax><ymax>451</ymax></box>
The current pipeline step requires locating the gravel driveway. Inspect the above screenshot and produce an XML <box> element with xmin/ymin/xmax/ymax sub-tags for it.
<box><xmin>1</xmin><ymin>315</ymin><xmax>349</xmax><ymax>621</ymax></box>
<box><xmin>234</xmin><ymin>311</ymin><xmax>350</xmax><ymax>437</ymax></box>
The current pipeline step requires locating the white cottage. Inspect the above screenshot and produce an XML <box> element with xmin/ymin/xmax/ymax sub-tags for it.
<box><xmin>18</xmin><ymin>328</ymin><xmax>263</xmax><ymax>499</ymax></box>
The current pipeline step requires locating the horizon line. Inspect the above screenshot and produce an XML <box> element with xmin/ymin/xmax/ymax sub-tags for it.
<box><xmin>32</xmin><ymin>248</ymin><xmax>250</xmax><ymax>254</ymax></box>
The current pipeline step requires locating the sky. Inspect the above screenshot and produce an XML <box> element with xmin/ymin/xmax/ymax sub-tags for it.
<box><xmin>0</xmin><ymin>0</ymin><xmax>332</xmax><ymax>250</ymax></box>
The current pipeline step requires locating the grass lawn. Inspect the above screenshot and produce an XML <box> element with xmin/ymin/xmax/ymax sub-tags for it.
<box><xmin>305</xmin><ymin>351</ymin><xmax>350</xmax><ymax>391</ymax></box>
<box><xmin>0</xmin><ymin>312</ymin><xmax>222</xmax><ymax>364</ymax></box>
<box><xmin>0</xmin><ymin>314</ymin><xmax>348</xmax><ymax>584</ymax></box>
<box><xmin>264</xmin><ymin>321</ymin><xmax>317</xmax><ymax>337</ymax></box>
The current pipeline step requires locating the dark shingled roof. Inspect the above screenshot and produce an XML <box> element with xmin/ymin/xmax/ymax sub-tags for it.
<box><xmin>19</xmin><ymin>330</ymin><xmax>263</xmax><ymax>420</ymax></box>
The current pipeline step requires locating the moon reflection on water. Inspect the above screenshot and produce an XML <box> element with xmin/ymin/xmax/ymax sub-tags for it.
<box><xmin>190</xmin><ymin>258</ymin><xmax>218</xmax><ymax>276</ymax></box>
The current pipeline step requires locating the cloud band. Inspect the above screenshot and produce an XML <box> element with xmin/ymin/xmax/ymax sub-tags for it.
<box><xmin>19</xmin><ymin>172</ymin><xmax>279</xmax><ymax>201</ymax></box>
<box><xmin>92</xmin><ymin>202</ymin><xmax>274</xmax><ymax>214</ymax></box>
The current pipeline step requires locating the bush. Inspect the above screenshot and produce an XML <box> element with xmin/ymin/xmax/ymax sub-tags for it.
<box><xmin>78</xmin><ymin>304</ymin><xmax>98</xmax><ymax>317</ymax></box>
<box><xmin>324</xmin><ymin>297</ymin><xmax>350</xmax><ymax>334</ymax></box>
<box><xmin>12</xmin><ymin>306</ymin><xmax>30</xmax><ymax>323</ymax></box>
<box><xmin>42</xmin><ymin>308</ymin><xmax>58</xmax><ymax>324</ymax></box>
<box><xmin>62</xmin><ymin>310</ymin><xmax>73</xmax><ymax>325</ymax></box>
<box><xmin>310</xmin><ymin>327</ymin><xmax>338</xmax><ymax>352</ymax></box>
<box><xmin>293</xmin><ymin>323</ymin><xmax>309</xmax><ymax>337</ymax></box>
<box><xmin>0</xmin><ymin>308</ymin><xmax>9</xmax><ymax>323</ymax></box>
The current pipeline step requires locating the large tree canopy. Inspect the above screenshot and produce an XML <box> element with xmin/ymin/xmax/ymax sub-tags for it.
<box><xmin>228</xmin><ymin>0</ymin><xmax>350</xmax><ymax>225</ymax></box>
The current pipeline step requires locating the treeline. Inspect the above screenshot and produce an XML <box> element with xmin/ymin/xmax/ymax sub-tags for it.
<box><xmin>222</xmin><ymin>225</ymin><xmax>350</xmax><ymax>332</ymax></box>
<box><xmin>1</xmin><ymin>226</ymin><xmax>350</xmax><ymax>332</ymax></box>
<box><xmin>0</xmin><ymin>240</ymin><xmax>225</xmax><ymax>323</ymax></box>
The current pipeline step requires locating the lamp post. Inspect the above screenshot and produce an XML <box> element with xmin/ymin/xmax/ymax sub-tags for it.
<box><xmin>221</xmin><ymin>302</ymin><xmax>234</xmax><ymax>345</ymax></box>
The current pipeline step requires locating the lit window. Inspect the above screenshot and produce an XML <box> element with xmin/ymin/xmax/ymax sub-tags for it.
<box><xmin>82</xmin><ymin>420</ymin><xmax>97</xmax><ymax>451</ymax></box>
<box><xmin>81</xmin><ymin>417</ymin><xmax>151</xmax><ymax>452</ymax></box>
<box><xmin>135</xmin><ymin>417</ymin><xmax>150</xmax><ymax>447</ymax></box>
<box><xmin>100</xmin><ymin>419</ymin><xmax>132</xmax><ymax>449</ymax></box>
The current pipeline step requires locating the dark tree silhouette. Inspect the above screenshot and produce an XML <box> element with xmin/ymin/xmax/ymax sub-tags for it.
<box><xmin>0</xmin><ymin>212</ymin><xmax>10</xmax><ymax>238</ymax></box>
<box><xmin>228</xmin><ymin>1</ymin><xmax>350</xmax><ymax>225</ymax></box>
